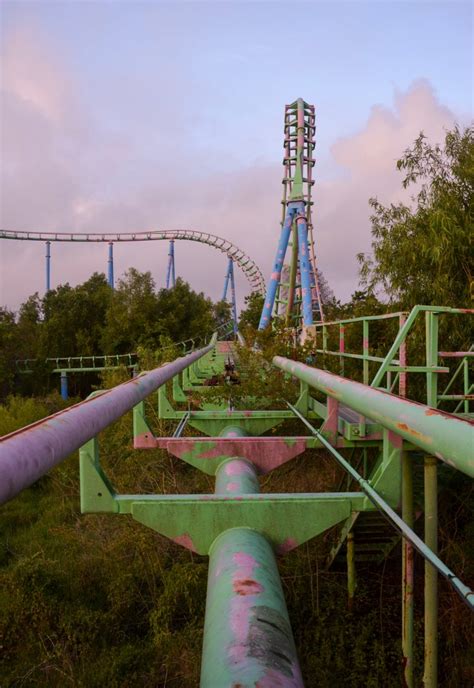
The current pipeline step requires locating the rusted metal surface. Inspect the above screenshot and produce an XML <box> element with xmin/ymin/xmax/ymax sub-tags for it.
<box><xmin>423</xmin><ymin>456</ymin><xmax>438</xmax><ymax>688</ymax></box>
<box><xmin>201</xmin><ymin>456</ymin><xmax>304</xmax><ymax>687</ymax></box>
<box><xmin>402</xmin><ymin>451</ymin><xmax>414</xmax><ymax>687</ymax></box>
<box><xmin>274</xmin><ymin>356</ymin><xmax>474</xmax><ymax>477</ymax></box>
<box><xmin>0</xmin><ymin>344</ymin><xmax>213</xmax><ymax>504</ymax></box>
<box><xmin>134</xmin><ymin>436</ymin><xmax>310</xmax><ymax>474</ymax></box>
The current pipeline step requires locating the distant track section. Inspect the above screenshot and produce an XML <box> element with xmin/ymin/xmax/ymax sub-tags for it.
<box><xmin>0</xmin><ymin>229</ymin><xmax>266</xmax><ymax>294</ymax></box>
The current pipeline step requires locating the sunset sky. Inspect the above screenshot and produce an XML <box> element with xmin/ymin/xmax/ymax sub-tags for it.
<box><xmin>1</xmin><ymin>0</ymin><xmax>472</xmax><ymax>311</ymax></box>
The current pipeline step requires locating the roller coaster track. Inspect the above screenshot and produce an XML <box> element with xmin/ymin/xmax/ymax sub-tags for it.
<box><xmin>0</xmin><ymin>228</ymin><xmax>266</xmax><ymax>295</ymax></box>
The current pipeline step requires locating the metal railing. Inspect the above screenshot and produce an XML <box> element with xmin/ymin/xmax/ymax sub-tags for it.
<box><xmin>313</xmin><ymin>305</ymin><xmax>473</xmax><ymax>412</ymax></box>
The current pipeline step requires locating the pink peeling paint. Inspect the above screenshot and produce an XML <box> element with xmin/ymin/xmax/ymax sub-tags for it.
<box><xmin>226</xmin><ymin>461</ymin><xmax>251</xmax><ymax>476</ymax></box>
<box><xmin>228</xmin><ymin>600</ymin><xmax>251</xmax><ymax>664</ymax></box>
<box><xmin>233</xmin><ymin>578</ymin><xmax>264</xmax><ymax>595</ymax></box>
<box><xmin>228</xmin><ymin>548</ymin><xmax>263</xmax><ymax>663</ymax></box>
<box><xmin>276</xmin><ymin>537</ymin><xmax>298</xmax><ymax>554</ymax></box>
<box><xmin>173</xmin><ymin>533</ymin><xmax>197</xmax><ymax>552</ymax></box>
<box><xmin>233</xmin><ymin>551</ymin><xmax>257</xmax><ymax>569</ymax></box>
<box><xmin>134</xmin><ymin>432</ymin><xmax>158</xmax><ymax>448</ymax></box>
<box><xmin>163</xmin><ymin>437</ymin><xmax>308</xmax><ymax>474</ymax></box>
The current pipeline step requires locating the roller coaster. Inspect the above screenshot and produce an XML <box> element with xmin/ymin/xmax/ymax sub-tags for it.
<box><xmin>0</xmin><ymin>98</ymin><xmax>472</xmax><ymax>687</ymax></box>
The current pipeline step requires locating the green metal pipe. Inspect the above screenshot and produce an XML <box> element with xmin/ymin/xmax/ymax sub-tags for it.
<box><xmin>423</xmin><ymin>456</ymin><xmax>438</xmax><ymax>688</ymax></box>
<box><xmin>402</xmin><ymin>451</ymin><xmax>414</xmax><ymax>688</ymax></box>
<box><xmin>347</xmin><ymin>532</ymin><xmax>356</xmax><ymax>611</ymax></box>
<box><xmin>200</xmin><ymin>455</ymin><xmax>304</xmax><ymax>687</ymax></box>
<box><xmin>201</xmin><ymin>526</ymin><xmax>304</xmax><ymax>687</ymax></box>
<box><xmin>215</xmin><ymin>458</ymin><xmax>260</xmax><ymax>495</ymax></box>
<box><xmin>285</xmin><ymin>401</ymin><xmax>474</xmax><ymax>609</ymax></box>
<box><xmin>274</xmin><ymin>356</ymin><xmax>474</xmax><ymax>478</ymax></box>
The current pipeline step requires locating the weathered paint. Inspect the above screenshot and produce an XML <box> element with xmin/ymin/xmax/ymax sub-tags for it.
<box><xmin>0</xmin><ymin>342</ymin><xmax>214</xmax><ymax>504</ymax></box>
<box><xmin>258</xmin><ymin>204</ymin><xmax>297</xmax><ymax>329</ymax></box>
<box><xmin>201</xmin><ymin>457</ymin><xmax>303</xmax><ymax>687</ymax></box>
<box><xmin>320</xmin><ymin>396</ymin><xmax>339</xmax><ymax>445</ymax></box>
<box><xmin>402</xmin><ymin>451</ymin><xmax>414</xmax><ymax>688</ymax></box>
<box><xmin>274</xmin><ymin>356</ymin><xmax>474</xmax><ymax>478</ymax></box>
<box><xmin>423</xmin><ymin>456</ymin><xmax>438</xmax><ymax>688</ymax></box>
<box><xmin>148</xmin><ymin>437</ymin><xmax>310</xmax><ymax>475</ymax></box>
<box><xmin>201</xmin><ymin>528</ymin><xmax>304</xmax><ymax>687</ymax></box>
<box><xmin>347</xmin><ymin>532</ymin><xmax>356</xmax><ymax>611</ymax></box>
<box><xmin>215</xmin><ymin>458</ymin><xmax>260</xmax><ymax>494</ymax></box>
<box><xmin>130</xmin><ymin>492</ymin><xmax>358</xmax><ymax>556</ymax></box>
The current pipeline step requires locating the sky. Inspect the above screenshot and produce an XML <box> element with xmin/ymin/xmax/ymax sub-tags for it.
<box><xmin>0</xmin><ymin>0</ymin><xmax>472</xmax><ymax>313</ymax></box>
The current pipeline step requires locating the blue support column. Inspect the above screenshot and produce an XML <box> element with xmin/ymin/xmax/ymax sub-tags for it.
<box><xmin>229</xmin><ymin>259</ymin><xmax>238</xmax><ymax>335</ymax></box>
<box><xmin>45</xmin><ymin>241</ymin><xmax>51</xmax><ymax>292</ymax></box>
<box><xmin>222</xmin><ymin>258</ymin><xmax>238</xmax><ymax>335</ymax></box>
<box><xmin>258</xmin><ymin>203</ymin><xmax>298</xmax><ymax>330</ymax></box>
<box><xmin>166</xmin><ymin>240</ymin><xmax>176</xmax><ymax>289</ymax></box>
<box><xmin>171</xmin><ymin>241</ymin><xmax>176</xmax><ymax>287</ymax></box>
<box><xmin>107</xmin><ymin>242</ymin><xmax>114</xmax><ymax>288</ymax></box>
<box><xmin>295</xmin><ymin>205</ymin><xmax>313</xmax><ymax>326</ymax></box>
<box><xmin>60</xmin><ymin>371</ymin><xmax>68</xmax><ymax>400</ymax></box>
<box><xmin>222</xmin><ymin>258</ymin><xmax>231</xmax><ymax>301</ymax></box>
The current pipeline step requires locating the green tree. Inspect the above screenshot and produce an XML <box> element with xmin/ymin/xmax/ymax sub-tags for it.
<box><xmin>358</xmin><ymin>125</ymin><xmax>473</xmax><ymax>308</ymax></box>
<box><xmin>155</xmin><ymin>278</ymin><xmax>216</xmax><ymax>343</ymax></box>
<box><xmin>213</xmin><ymin>300</ymin><xmax>232</xmax><ymax>333</ymax></box>
<box><xmin>102</xmin><ymin>268</ymin><xmax>160</xmax><ymax>352</ymax></box>
<box><xmin>41</xmin><ymin>273</ymin><xmax>112</xmax><ymax>357</ymax></box>
<box><xmin>238</xmin><ymin>292</ymin><xmax>264</xmax><ymax>332</ymax></box>
<box><xmin>0</xmin><ymin>308</ymin><xmax>18</xmax><ymax>397</ymax></box>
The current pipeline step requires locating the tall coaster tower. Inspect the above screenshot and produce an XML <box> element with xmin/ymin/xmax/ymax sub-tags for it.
<box><xmin>258</xmin><ymin>98</ymin><xmax>324</xmax><ymax>333</ymax></box>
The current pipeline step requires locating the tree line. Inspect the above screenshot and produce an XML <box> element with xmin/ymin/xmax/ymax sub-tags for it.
<box><xmin>0</xmin><ymin>270</ymin><xmax>230</xmax><ymax>398</ymax></box>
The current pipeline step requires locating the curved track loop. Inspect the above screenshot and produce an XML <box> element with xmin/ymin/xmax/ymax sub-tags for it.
<box><xmin>0</xmin><ymin>229</ymin><xmax>266</xmax><ymax>294</ymax></box>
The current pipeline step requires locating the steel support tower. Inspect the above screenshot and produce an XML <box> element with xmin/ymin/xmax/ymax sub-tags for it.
<box><xmin>259</xmin><ymin>98</ymin><xmax>324</xmax><ymax>332</ymax></box>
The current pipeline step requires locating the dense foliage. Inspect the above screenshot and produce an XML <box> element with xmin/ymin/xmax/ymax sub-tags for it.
<box><xmin>359</xmin><ymin>125</ymin><xmax>473</xmax><ymax>308</ymax></box>
<box><xmin>0</xmin><ymin>384</ymin><xmax>472</xmax><ymax>687</ymax></box>
<box><xmin>0</xmin><ymin>270</ymin><xmax>230</xmax><ymax>399</ymax></box>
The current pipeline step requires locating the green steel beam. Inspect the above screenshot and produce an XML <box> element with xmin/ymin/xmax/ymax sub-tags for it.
<box><xmin>274</xmin><ymin>357</ymin><xmax>474</xmax><ymax>478</ymax></box>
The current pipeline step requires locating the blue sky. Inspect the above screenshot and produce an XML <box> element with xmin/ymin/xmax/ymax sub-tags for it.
<box><xmin>1</xmin><ymin>1</ymin><xmax>472</xmax><ymax>309</ymax></box>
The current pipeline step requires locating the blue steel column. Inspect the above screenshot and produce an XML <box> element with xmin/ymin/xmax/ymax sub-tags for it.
<box><xmin>222</xmin><ymin>258</ymin><xmax>231</xmax><ymax>301</ymax></box>
<box><xmin>166</xmin><ymin>240</ymin><xmax>175</xmax><ymax>288</ymax></box>
<box><xmin>107</xmin><ymin>242</ymin><xmax>114</xmax><ymax>288</ymax></box>
<box><xmin>45</xmin><ymin>241</ymin><xmax>51</xmax><ymax>292</ymax></box>
<box><xmin>171</xmin><ymin>240</ymin><xmax>176</xmax><ymax>286</ymax></box>
<box><xmin>229</xmin><ymin>259</ymin><xmax>238</xmax><ymax>335</ymax></box>
<box><xmin>200</xmin><ymin>426</ymin><xmax>304</xmax><ymax>687</ymax></box>
<box><xmin>258</xmin><ymin>204</ymin><xmax>297</xmax><ymax>329</ymax></box>
<box><xmin>60</xmin><ymin>371</ymin><xmax>68</xmax><ymax>400</ymax></box>
<box><xmin>295</xmin><ymin>204</ymin><xmax>313</xmax><ymax>326</ymax></box>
